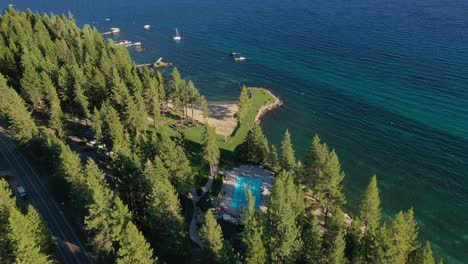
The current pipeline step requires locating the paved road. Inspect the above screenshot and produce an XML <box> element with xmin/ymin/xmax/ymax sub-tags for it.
<box><xmin>0</xmin><ymin>129</ymin><xmax>92</xmax><ymax>263</ymax></box>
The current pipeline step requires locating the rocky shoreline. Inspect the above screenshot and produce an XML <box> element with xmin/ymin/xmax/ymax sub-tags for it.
<box><xmin>255</xmin><ymin>90</ymin><xmax>283</xmax><ymax>123</ymax></box>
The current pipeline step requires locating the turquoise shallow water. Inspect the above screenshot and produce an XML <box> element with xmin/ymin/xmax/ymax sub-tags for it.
<box><xmin>231</xmin><ymin>177</ymin><xmax>263</xmax><ymax>209</ymax></box>
<box><xmin>3</xmin><ymin>0</ymin><xmax>468</xmax><ymax>262</ymax></box>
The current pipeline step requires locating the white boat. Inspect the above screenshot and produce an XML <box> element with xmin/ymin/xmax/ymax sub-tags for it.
<box><xmin>144</xmin><ymin>24</ymin><xmax>151</xmax><ymax>29</ymax></box>
<box><xmin>115</xmin><ymin>40</ymin><xmax>132</xmax><ymax>46</ymax></box>
<box><xmin>173</xmin><ymin>28</ymin><xmax>181</xmax><ymax>41</ymax></box>
<box><xmin>110</xmin><ymin>27</ymin><xmax>120</xmax><ymax>34</ymax></box>
<box><xmin>235</xmin><ymin>56</ymin><xmax>246</xmax><ymax>61</ymax></box>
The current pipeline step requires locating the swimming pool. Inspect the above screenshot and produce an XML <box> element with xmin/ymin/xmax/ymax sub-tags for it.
<box><xmin>231</xmin><ymin>177</ymin><xmax>263</xmax><ymax>209</ymax></box>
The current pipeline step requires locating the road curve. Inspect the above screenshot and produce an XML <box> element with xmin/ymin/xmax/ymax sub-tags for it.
<box><xmin>0</xmin><ymin>129</ymin><xmax>92</xmax><ymax>263</ymax></box>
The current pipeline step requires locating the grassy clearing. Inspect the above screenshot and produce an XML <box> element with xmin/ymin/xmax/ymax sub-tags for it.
<box><xmin>147</xmin><ymin>87</ymin><xmax>275</xmax><ymax>188</ymax></box>
<box><xmin>149</xmin><ymin>87</ymin><xmax>274</xmax><ymax>152</ymax></box>
<box><xmin>181</xmin><ymin>87</ymin><xmax>274</xmax><ymax>151</ymax></box>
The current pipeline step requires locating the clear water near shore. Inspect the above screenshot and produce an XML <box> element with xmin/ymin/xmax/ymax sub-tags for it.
<box><xmin>4</xmin><ymin>0</ymin><xmax>468</xmax><ymax>262</ymax></box>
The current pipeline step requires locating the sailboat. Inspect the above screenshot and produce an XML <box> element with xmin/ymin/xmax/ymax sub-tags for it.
<box><xmin>173</xmin><ymin>28</ymin><xmax>181</xmax><ymax>41</ymax></box>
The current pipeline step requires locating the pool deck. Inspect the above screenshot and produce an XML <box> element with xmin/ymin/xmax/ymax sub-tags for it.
<box><xmin>218</xmin><ymin>165</ymin><xmax>275</xmax><ymax>217</ymax></box>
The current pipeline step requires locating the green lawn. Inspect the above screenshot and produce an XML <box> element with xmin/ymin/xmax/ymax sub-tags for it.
<box><xmin>181</xmin><ymin>87</ymin><xmax>275</xmax><ymax>152</ymax></box>
<box><xmin>147</xmin><ymin>87</ymin><xmax>275</xmax><ymax>188</ymax></box>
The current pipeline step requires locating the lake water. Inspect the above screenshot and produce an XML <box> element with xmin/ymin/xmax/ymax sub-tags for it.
<box><xmin>3</xmin><ymin>0</ymin><xmax>468</xmax><ymax>262</ymax></box>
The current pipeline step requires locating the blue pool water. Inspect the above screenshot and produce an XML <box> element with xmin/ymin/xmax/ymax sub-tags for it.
<box><xmin>231</xmin><ymin>177</ymin><xmax>263</xmax><ymax>209</ymax></box>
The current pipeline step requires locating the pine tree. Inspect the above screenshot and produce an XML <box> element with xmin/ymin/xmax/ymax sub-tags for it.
<box><xmin>300</xmin><ymin>216</ymin><xmax>323</xmax><ymax>264</ymax></box>
<box><xmin>202</xmin><ymin>124</ymin><xmax>220</xmax><ymax>176</ymax></box>
<box><xmin>19</xmin><ymin>61</ymin><xmax>46</xmax><ymax>112</ymax></box>
<box><xmin>419</xmin><ymin>244</ymin><xmax>435</xmax><ymax>264</ymax></box>
<box><xmin>302</xmin><ymin>134</ymin><xmax>328</xmax><ymax>196</ymax></box>
<box><xmin>243</xmin><ymin>124</ymin><xmax>270</xmax><ymax>164</ymax></box>
<box><xmin>170</xmin><ymin>67</ymin><xmax>187</xmax><ymax>119</ymax></box>
<box><xmin>329</xmin><ymin>228</ymin><xmax>347</xmax><ymax>264</ymax></box>
<box><xmin>0</xmin><ymin>75</ymin><xmax>38</xmax><ymax>143</ymax></box>
<box><xmin>97</xmin><ymin>103</ymin><xmax>130</xmax><ymax>155</ymax></box>
<box><xmin>323</xmin><ymin>207</ymin><xmax>347</xmax><ymax>264</ymax></box>
<box><xmin>266</xmin><ymin>144</ymin><xmax>280</xmax><ymax>171</ymax></box>
<box><xmin>144</xmin><ymin>162</ymin><xmax>186</xmax><ymax>258</ymax></box>
<box><xmin>377</xmin><ymin>209</ymin><xmax>419</xmax><ymax>264</ymax></box>
<box><xmin>359</xmin><ymin>175</ymin><xmax>381</xmax><ymax>233</ymax></box>
<box><xmin>322</xmin><ymin>150</ymin><xmax>346</xmax><ymax>224</ymax></box>
<box><xmin>238</xmin><ymin>85</ymin><xmax>251</xmax><ymax>123</ymax></box>
<box><xmin>267</xmin><ymin>170</ymin><xmax>304</xmax><ymax>262</ymax></box>
<box><xmin>85</xmin><ymin>165</ymin><xmax>132</xmax><ymax>260</ymax></box>
<box><xmin>116</xmin><ymin>222</ymin><xmax>156</xmax><ymax>264</ymax></box>
<box><xmin>200</xmin><ymin>210</ymin><xmax>224</xmax><ymax>262</ymax></box>
<box><xmin>156</xmin><ymin>134</ymin><xmax>192</xmax><ymax>194</ymax></box>
<box><xmin>24</xmin><ymin>205</ymin><xmax>54</xmax><ymax>255</ymax></box>
<box><xmin>408</xmin><ymin>241</ymin><xmax>436</xmax><ymax>264</ymax></box>
<box><xmin>241</xmin><ymin>190</ymin><xmax>267</xmax><ymax>264</ymax></box>
<box><xmin>55</xmin><ymin>141</ymin><xmax>90</xmax><ymax>220</ymax></box>
<box><xmin>187</xmin><ymin>80</ymin><xmax>200</xmax><ymax>121</ymax></box>
<box><xmin>219</xmin><ymin>241</ymin><xmax>239</xmax><ymax>264</ymax></box>
<box><xmin>0</xmin><ymin>180</ymin><xmax>52</xmax><ymax>263</ymax></box>
<box><xmin>280</xmin><ymin>129</ymin><xmax>296</xmax><ymax>172</ymax></box>
<box><xmin>110</xmin><ymin>154</ymin><xmax>150</xmax><ymax>222</ymax></box>
<box><xmin>40</xmin><ymin>72</ymin><xmax>64</xmax><ymax>137</ymax></box>
<box><xmin>8</xmin><ymin>209</ymin><xmax>52</xmax><ymax>264</ymax></box>
<box><xmin>356</xmin><ymin>229</ymin><xmax>386</xmax><ymax>264</ymax></box>
<box><xmin>199</xmin><ymin>95</ymin><xmax>210</xmax><ymax>121</ymax></box>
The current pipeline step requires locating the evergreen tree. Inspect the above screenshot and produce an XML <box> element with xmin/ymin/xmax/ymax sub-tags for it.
<box><xmin>329</xmin><ymin>228</ymin><xmax>347</xmax><ymax>264</ymax></box>
<box><xmin>359</xmin><ymin>175</ymin><xmax>381</xmax><ymax>233</ymax></box>
<box><xmin>0</xmin><ymin>75</ymin><xmax>38</xmax><ymax>143</ymax></box>
<box><xmin>19</xmin><ymin>61</ymin><xmax>46</xmax><ymax>112</ymax></box>
<box><xmin>238</xmin><ymin>85</ymin><xmax>251</xmax><ymax>123</ymax></box>
<box><xmin>280</xmin><ymin>129</ymin><xmax>296</xmax><ymax>172</ymax></box>
<box><xmin>54</xmin><ymin>140</ymin><xmax>90</xmax><ymax>220</ymax></box>
<box><xmin>408</xmin><ymin>242</ymin><xmax>436</xmax><ymax>264</ymax></box>
<box><xmin>321</xmin><ymin>207</ymin><xmax>348</xmax><ymax>264</ymax></box>
<box><xmin>170</xmin><ymin>67</ymin><xmax>187</xmax><ymax>118</ymax></box>
<box><xmin>156</xmin><ymin>134</ymin><xmax>192</xmax><ymax>194</ymax></box>
<box><xmin>356</xmin><ymin>229</ymin><xmax>386</xmax><ymax>264</ymax></box>
<box><xmin>266</xmin><ymin>144</ymin><xmax>280</xmax><ymax>171</ymax></box>
<box><xmin>144</xmin><ymin>162</ymin><xmax>186</xmax><ymax>259</ymax></box>
<box><xmin>187</xmin><ymin>80</ymin><xmax>200</xmax><ymax>121</ymax></box>
<box><xmin>8</xmin><ymin>209</ymin><xmax>52</xmax><ymax>264</ymax></box>
<box><xmin>200</xmin><ymin>210</ymin><xmax>224</xmax><ymax>262</ymax></box>
<box><xmin>300</xmin><ymin>216</ymin><xmax>323</xmax><ymax>264</ymax></box>
<box><xmin>302</xmin><ymin>134</ymin><xmax>328</xmax><ymax>196</ymax></box>
<box><xmin>267</xmin><ymin>170</ymin><xmax>304</xmax><ymax>262</ymax></box>
<box><xmin>40</xmin><ymin>72</ymin><xmax>64</xmax><ymax>137</ymax></box>
<box><xmin>387</xmin><ymin>209</ymin><xmax>419</xmax><ymax>263</ymax></box>
<box><xmin>322</xmin><ymin>150</ymin><xmax>346</xmax><ymax>224</ymax></box>
<box><xmin>96</xmin><ymin>103</ymin><xmax>130</xmax><ymax>155</ymax></box>
<box><xmin>85</xmin><ymin>166</ymin><xmax>132</xmax><ymax>260</ymax></box>
<box><xmin>0</xmin><ymin>180</ymin><xmax>52</xmax><ymax>263</ymax></box>
<box><xmin>24</xmin><ymin>205</ymin><xmax>54</xmax><ymax>255</ymax></box>
<box><xmin>243</xmin><ymin>124</ymin><xmax>270</xmax><ymax>164</ymax></box>
<box><xmin>219</xmin><ymin>241</ymin><xmax>239</xmax><ymax>264</ymax></box>
<box><xmin>110</xmin><ymin>154</ymin><xmax>150</xmax><ymax>221</ymax></box>
<box><xmin>71</xmin><ymin>66</ymin><xmax>90</xmax><ymax>119</ymax></box>
<box><xmin>116</xmin><ymin>222</ymin><xmax>156</xmax><ymax>264</ymax></box>
<box><xmin>199</xmin><ymin>95</ymin><xmax>210</xmax><ymax>121</ymax></box>
<box><xmin>241</xmin><ymin>190</ymin><xmax>267</xmax><ymax>264</ymax></box>
<box><xmin>202</xmin><ymin>124</ymin><xmax>220</xmax><ymax>176</ymax></box>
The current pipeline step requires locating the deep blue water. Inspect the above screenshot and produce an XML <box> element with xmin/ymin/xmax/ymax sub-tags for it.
<box><xmin>3</xmin><ymin>0</ymin><xmax>468</xmax><ymax>262</ymax></box>
<box><xmin>231</xmin><ymin>177</ymin><xmax>263</xmax><ymax>209</ymax></box>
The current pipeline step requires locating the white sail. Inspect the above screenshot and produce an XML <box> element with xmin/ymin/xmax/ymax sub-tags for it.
<box><xmin>173</xmin><ymin>28</ymin><xmax>181</xmax><ymax>41</ymax></box>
